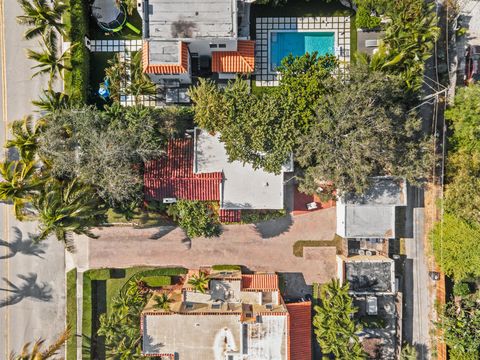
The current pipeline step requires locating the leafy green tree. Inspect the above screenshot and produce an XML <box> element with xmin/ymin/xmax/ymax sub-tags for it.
<box><xmin>153</xmin><ymin>293</ymin><xmax>171</xmax><ymax>311</ymax></box>
<box><xmin>27</xmin><ymin>31</ymin><xmax>74</xmax><ymax>87</ymax></box>
<box><xmin>5</xmin><ymin>116</ymin><xmax>44</xmax><ymax>162</ymax></box>
<box><xmin>37</xmin><ymin>105</ymin><xmax>175</xmax><ymax>206</ymax></box>
<box><xmin>437</xmin><ymin>298</ymin><xmax>480</xmax><ymax>360</ymax></box>
<box><xmin>187</xmin><ymin>272</ymin><xmax>209</xmax><ymax>293</ymax></box>
<box><xmin>167</xmin><ymin>200</ymin><xmax>221</xmax><ymax>238</ymax></box>
<box><xmin>32</xmin><ymin>89</ymin><xmax>70</xmax><ymax>114</ymax></box>
<box><xmin>0</xmin><ymin>160</ymin><xmax>43</xmax><ymax>220</ymax></box>
<box><xmin>16</xmin><ymin>0</ymin><xmax>67</xmax><ymax>40</ymax></box>
<box><xmin>33</xmin><ymin>179</ymin><xmax>107</xmax><ymax>249</ymax></box>
<box><xmin>313</xmin><ymin>280</ymin><xmax>366</xmax><ymax>359</ymax></box>
<box><xmin>9</xmin><ymin>329</ymin><xmax>70</xmax><ymax>360</ymax></box>
<box><xmin>297</xmin><ymin>67</ymin><xmax>432</xmax><ymax>195</ymax></box>
<box><xmin>431</xmin><ymin>213</ymin><xmax>480</xmax><ymax>281</ymax></box>
<box><xmin>355</xmin><ymin>6</ymin><xmax>381</xmax><ymax>30</ymax></box>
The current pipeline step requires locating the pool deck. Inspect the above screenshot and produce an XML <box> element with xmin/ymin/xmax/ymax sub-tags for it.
<box><xmin>254</xmin><ymin>16</ymin><xmax>350</xmax><ymax>86</ymax></box>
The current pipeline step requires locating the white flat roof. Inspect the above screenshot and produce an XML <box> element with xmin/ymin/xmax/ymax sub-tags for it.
<box><xmin>142</xmin><ymin>314</ymin><xmax>288</xmax><ymax>359</ymax></box>
<box><xmin>194</xmin><ymin>129</ymin><xmax>284</xmax><ymax>210</ymax></box>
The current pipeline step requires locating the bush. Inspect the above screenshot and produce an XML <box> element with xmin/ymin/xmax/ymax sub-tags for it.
<box><xmin>167</xmin><ymin>200</ymin><xmax>221</xmax><ymax>238</ymax></box>
<box><xmin>142</xmin><ymin>276</ymin><xmax>171</xmax><ymax>287</ymax></box>
<box><xmin>453</xmin><ymin>282</ymin><xmax>471</xmax><ymax>297</ymax></box>
<box><xmin>66</xmin><ymin>0</ymin><xmax>90</xmax><ymax>104</ymax></box>
<box><xmin>241</xmin><ymin>209</ymin><xmax>286</xmax><ymax>224</ymax></box>
<box><xmin>356</xmin><ymin>6</ymin><xmax>381</xmax><ymax>29</ymax></box>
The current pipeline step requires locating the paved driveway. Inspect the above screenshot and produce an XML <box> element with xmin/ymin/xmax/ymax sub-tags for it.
<box><xmin>81</xmin><ymin>208</ymin><xmax>338</xmax><ymax>284</ymax></box>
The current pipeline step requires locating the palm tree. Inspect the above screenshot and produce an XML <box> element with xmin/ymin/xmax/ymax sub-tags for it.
<box><xmin>0</xmin><ymin>160</ymin><xmax>43</xmax><ymax>220</ymax></box>
<box><xmin>16</xmin><ymin>0</ymin><xmax>67</xmax><ymax>40</ymax></box>
<box><xmin>32</xmin><ymin>89</ymin><xmax>70</xmax><ymax>114</ymax></box>
<box><xmin>27</xmin><ymin>30</ymin><xmax>74</xmax><ymax>87</ymax></box>
<box><xmin>188</xmin><ymin>272</ymin><xmax>209</xmax><ymax>293</ymax></box>
<box><xmin>313</xmin><ymin>279</ymin><xmax>366</xmax><ymax>359</ymax></box>
<box><xmin>5</xmin><ymin>116</ymin><xmax>44</xmax><ymax>162</ymax></box>
<box><xmin>9</xmin><ymin>328</ymin><xmax>70</xmax><ymax>359</ymax></box>
<box><xmin>153</xmin><ymin>293</ymin><xmax>171</xmax><ymax>311</ymax></box>
<box><xmin>127</xmin><ymin>51</ymin><xmax>156</xmax><ymax>103</ymax></box>
<box><xmin>33</xmin><ymin>179</ymin><xmax>107</xmax><ymax>249</ymax></box>
<box><xmin>105</xmin><ymin>53</ymin><xmax>126</xmax><ymax>102</ymax></box>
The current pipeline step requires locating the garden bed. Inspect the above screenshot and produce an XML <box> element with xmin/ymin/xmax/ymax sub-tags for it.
<box><xmin>293</xmin><ymin>236</ymin><xmax>343</xmax><ymax>257</ymax></box>
<box><xmin>82</xmin><ymin>266</ymin><xmax>187</xmax><ymax>360</ymax></box>
<box><xmin>66</xmin><ymin>269</ymin><xmax>77</xmax><ymax>360</ymax></box>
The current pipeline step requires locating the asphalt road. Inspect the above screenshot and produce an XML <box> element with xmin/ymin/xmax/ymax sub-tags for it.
<box><xmin>0</xmin><ymin>0</ymin><xmax>66</xmax><ymax>357</ymax></box>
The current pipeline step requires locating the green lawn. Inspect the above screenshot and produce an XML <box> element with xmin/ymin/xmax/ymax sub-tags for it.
<box><xmin>66</xmin><ymin>269</ymin><xmax>77</xmax><ymax>360</ymax></box>
<box><xmin>106</xmin><ymin>208</ymin><xmax>174</xmax><ymax>228</ymax></box>
<box><xmin>82</xmin><ymin>267</ymin><xmax>188</xmax><ymax>360</ymax></box>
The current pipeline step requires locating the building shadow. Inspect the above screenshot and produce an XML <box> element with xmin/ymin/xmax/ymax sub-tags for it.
<box><xmin>402</xmin><ymin>258</ymin><xmax>414</xmax><ymax>344</ymax></box>
<box><xmin>253</xmin><ymin>214</ymin><xmax>293</xmax><ymax>239</ymax></box>
<box><xmin>0</xmin><ymin>226</ymin><xmax>46</xmax><ymax>259</ymax></box>
<box><xmin>0</xmin><ymin>272</ymin><xmax>53</xmax><ymax>307</ymax></box>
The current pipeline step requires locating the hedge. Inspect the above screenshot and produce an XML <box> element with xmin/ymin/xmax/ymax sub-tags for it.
<box><xmin>142</xmin><ymin>276</ymin><xmax>172</xmax><ymax>287</ymax></box>
<box><xmin>66</xmin><ymin>0</ymin><xmax>90</xmax><ymax>104</ymax></box>
<box><xmin>212</xmin><ymin>265</ymin><xmax>242</xmax><ymax>271</ymax></box>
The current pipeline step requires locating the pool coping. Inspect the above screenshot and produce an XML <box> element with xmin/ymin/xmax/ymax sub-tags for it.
<box><xmin>254</xmin><ymin>16</ymin><xmax>351</xmax><ymax>86</ymax></box>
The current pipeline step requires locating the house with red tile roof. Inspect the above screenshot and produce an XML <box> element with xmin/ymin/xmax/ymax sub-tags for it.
<box><xmin>141</xmin><ymin>267</ymin><xmax>312</xmax><ymax>359</ymax></box>
<box><xmin>144</xmin><ymin>128</ymin><xmax>290</xmax><ymax>222</ymax></box>
<box><xmin>138</xmin><ymin>0</ymin><xmax>255</xmax><ymax>85</ymax></box>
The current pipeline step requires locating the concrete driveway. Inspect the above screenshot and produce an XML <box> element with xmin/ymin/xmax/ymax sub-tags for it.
<box><xmin>79</xmin><ymin>208</ymin><xmax>338</xmax><ymax>284</ymax></box>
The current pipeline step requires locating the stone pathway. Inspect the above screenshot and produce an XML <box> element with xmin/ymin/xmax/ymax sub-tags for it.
<box><xmin>87</xmin><ymin>39</ymin><xmax>142</xmax><ymax>52</ymax></box>
<box><xmin>255</xmin><ymin>16</ymin><xmax>351</xmax><ymax>86</ymax></box>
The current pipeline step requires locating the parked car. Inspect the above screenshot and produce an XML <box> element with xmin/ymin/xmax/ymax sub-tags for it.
<box><xmin>465</xmin><ymin>45</ymin><xmax>480</xmax><ymax>84</ymax></box>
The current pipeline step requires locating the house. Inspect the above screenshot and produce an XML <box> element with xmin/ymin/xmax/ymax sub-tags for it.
<box><xmin>336</xmin><ymin>255</ymin><xmax>398</xmax><ymax>359</ymax></box>
<box><xmin>141</xmin><ymin>268</ymin><xmax>312</xmax><ymax>359</ymax></box>
<box><xmin>138</xmin><ymin>0</ymin><xmax>255</xmax><ymax>85</ymax></box>
<box><xmin>336</xmin><ymin>177</ymin><xmax>408</xmax><ymax>239</ymax></box>
<box><xmin>144</xmin><ymin>129</ymin><xmax>288</xmax><ymax>222</ymax></box>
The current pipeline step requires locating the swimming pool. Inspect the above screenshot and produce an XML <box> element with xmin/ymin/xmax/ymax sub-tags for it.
<box><xmin>270</xmin><ymin>31</ymin><xmax>335</xmax><ymax>70</ymax></box>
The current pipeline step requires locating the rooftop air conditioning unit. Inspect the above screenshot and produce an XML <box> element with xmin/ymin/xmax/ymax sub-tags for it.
<box><xmin>358</xmin><ymin>249</ymin><xmax>366</xmax><ymax>256</ymax></box>
<box><xmin>163</xmin><ymin>197</ymin><xmax>177</xmax><ymax>204</ymax></box>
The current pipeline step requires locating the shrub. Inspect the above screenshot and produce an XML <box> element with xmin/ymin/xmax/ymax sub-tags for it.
<box><xmin>86</xmin><ymin>268</ymin><xmax>111</xmax><ymax>280</ymax></box>
<box><xmin>167</xmin><ymin>200</ymin><xmax>221</xmax><ymax>238</ymax></box>
<box><xmin>356</xmin><ymin>6</ymin><xmax>381</xmax><ymax>30</ymax></box>
<box><xmin>453</xmin><ymin>282</ymin><xmax>471</xmax><ymax>297</ymax></box>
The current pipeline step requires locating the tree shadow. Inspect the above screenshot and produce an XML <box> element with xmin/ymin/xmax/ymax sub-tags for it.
<box><xmin>0</xmin><ymin>226</ymin><xmax>46</xmax><ymax>259</ymax></box>
<box><xmin>0</xmin><ymin>272</ymin><xmax>53</xmax><ymax>307</ymax></box>
<box><xmin>149</xmin><ymin>226</ymin><xmax>176</xmax><ymax>240</ymax></box>
<box><xmin>253</xmin><ymin>214</ymin><xmax>293</xmax><ymax>239</ymax></box>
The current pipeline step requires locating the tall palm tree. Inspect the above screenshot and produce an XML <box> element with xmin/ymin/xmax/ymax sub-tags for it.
<box><xmin>313</xmin><ymin>279</ymin><xmax>366</xmax><ymax>359</ymax></box>
<box><xmin>9</xmin><ymin>329</ymin><xmax>70</xmax><ymax>360</ymax></box>
<box><xmin>188</xmin><ymin>272</ymin><xmax>209</xmax><ymax>294</ymax></box>
<box><xmin>0</xmin><ymin>160</ymin><xmax>42</xmax><ymax>220</ymax></box>
<box><xmin>16</xmin><ymin>0</ymin><xmax>67</xmax><ymax>40</ymax></box>
<box><xmin>127</xmin><ymin>51</ymin><xmax>156</xmax><ymax>103</ymax></box>
<box><xmin>32</xmin><ymin>89</ymin><xmax>70</xmax><ymax>114</ymax></box>
<box><xmin>153</xmin><ymin>293</ymin><xmax>171</xmax><ymax>311</ymax></box>
<box><xmin>5</xmin><ymin>116</ymin><xmax>44</xmax><ymax>162</ymax></box>
<box><xmin>33</xmin><ymin>179</ymin><xmax>106</xmax><ymax>249</ymax></box>
<box><xmin>27</xmin><ymin>30</ymin><xmax>74</xmax><ymax>87</ymax></box>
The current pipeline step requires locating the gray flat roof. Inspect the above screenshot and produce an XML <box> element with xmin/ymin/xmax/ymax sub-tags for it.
<box><xmin>195</xmin><ymin>129</ymin><xmax>284</xmax><ymax>210</ymax></box>
<box><xmin>147</xmin><ymin>0</ymin><xmax>237</xmax><ymax>39</ymax></box>
<box><xmin>345</xmin><ymin>259</ymin><xmax>394</xmax><ymax>293</ymax></box>
<box><xmin>142</xmin><ymin>314</ymin><xmax>288</xmax><ymax>359</ymax></box>
<box><xmin>345</xmin><ymin>206</ymin><xmax>395</xmax><ymax>238</ymax></box>
<box><xmin>149</xmin><ymin>40</ymin><xmax>179</xmax><ymax>64</ymax></box>
<box><xmin>343</xmin><ymin>177</ymin><xmax>406</xmax><ymax>206</ymax></box>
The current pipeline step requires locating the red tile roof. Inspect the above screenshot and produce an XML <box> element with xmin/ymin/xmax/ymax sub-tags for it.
<box><xmin>219</xmin><ymin>209</ymin><xmax>242</xmax><ymax>223</ymax></box>
<box><xmin>144</xmin><ymin>139</ymin><xmax>222</xmax><ymax>202</ymax></box>
<box><xmin>286</xmin><ymin>302</ymin><xmax>312</xmax><ymax>360</ymax></box>
<box><xmin>241</xmin><ymin>274</ymin><xmax>278</xmax><ymax>291</ymax></box>
<box><xmin>212</xmin><ymin>40</ymin><xmax>255</xmax><ymax>73</ymax></box>
<box><xmin>142</xmin><ymin>41</ymin><xmax>189</xmax><ymax>74</ymax></box>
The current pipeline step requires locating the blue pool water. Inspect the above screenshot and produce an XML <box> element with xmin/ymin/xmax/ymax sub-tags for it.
<box><xmin>270</xmin><ymin>31</ymin><xmax>335</xmax><ymax>69</ymax></box>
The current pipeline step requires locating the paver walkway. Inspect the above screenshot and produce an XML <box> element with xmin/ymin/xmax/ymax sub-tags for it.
<box><xmin>80</xmin><ymin>208</ymin><xmax>338</xmax><ymax>284</ymax></box>
<box><xmin>88</xmin><ymin>39</ymin><xmax>142</xmax><ymax>52</ymax></box>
